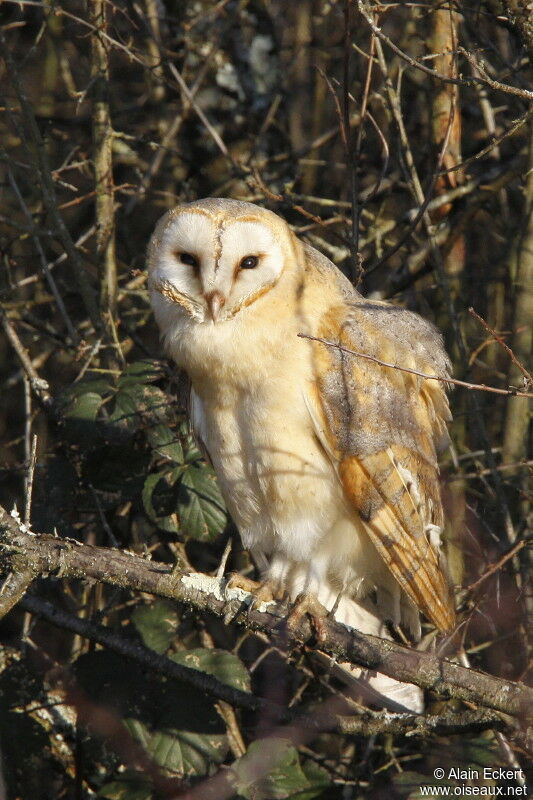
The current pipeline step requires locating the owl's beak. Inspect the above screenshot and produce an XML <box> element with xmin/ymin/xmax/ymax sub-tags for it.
<box><xmin>204</xmin><ymin>290</ymin><xmax>226</xmax><ymax>322</ymax></box>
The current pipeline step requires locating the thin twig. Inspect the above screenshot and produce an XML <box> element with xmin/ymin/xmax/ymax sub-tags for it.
<box><xmin>16</xmin><ymin>594</ymin><xmax>518</xmax><ymax>769</ymax></box>
<box><xmin>464</xmin><ymin>537</ymin><xmax>530</xmax><ymax>595</ymax></box>
<box><xmin>469</xmin><ymin>307</ymin><xmax>532</xmax><ymax>386</ymax></box>
<box><xmin>125</xmin><ymin>42</ymin><xmax>217</xmax><ymax>214</ymax></box>
<box><xmin>439</xmin><ymin>107</ymin><xmax>533</xmax><ymax>176</ymax></box>
<box><xmin>168</xmin><ymin>63</ymin><xmax>231</xmax><ymax>161</ymax></box>
<box><xmin>24</xmin><ymin>434</ymin><xmax>37</xmax><ymax>526</ymax></box>
<box><xmin>0</xmin><ymin>310</ymin><xmax>52</xmax><ymax>406</ymax></box>
<box><xmin>5</xmin><ymin>163</ymin><xmax>78</xmax><ymax>342</ymax></box>
<box><xmin>357</xmin><ymin>1</ymin><xmax>533</xmax><ymax>101</ymax></box>
<box><xmin>366</xmin><ymin>37</ymin><xmax>456</xmax><ymax>273</ymax></box>
<box><xmin>20</xmin><ymin>593</ymin><xmax>282</xmax><ymax>719</ymax></box>
<box><xmin>297</xmin><ymin>333</ymin><xmax>533</xmax><ymax>398</ymax></box>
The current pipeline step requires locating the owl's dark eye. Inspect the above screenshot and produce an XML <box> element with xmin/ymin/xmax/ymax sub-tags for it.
<box><xmin>178</xmin><ymin>252</ymin><xmax>199</xmax><ymax>268</ymax></box>
<box><xmin>240</xmin><ymin>255</ymin><xmax>259</xmax><ymax>270</ymax></box>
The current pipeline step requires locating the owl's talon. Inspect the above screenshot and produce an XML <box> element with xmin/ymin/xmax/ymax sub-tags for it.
<box><xmin>224</xmin><ymin>572</ymin><xmax>261</xmax><ymax>601</ymax></box>
<box><xmin>224</xmin><ymin>573</ymin><xmax>276</xmax><ymax>611</ymax></box>
<box><xmin>223</xmin><ymin>605</ymin><xmax>240</xmax><ymax>625</ymax></box>
<box><xmin>286</xmin><ymin>592</ymin><xmax>329</xmax><ymax>643</ymax></box>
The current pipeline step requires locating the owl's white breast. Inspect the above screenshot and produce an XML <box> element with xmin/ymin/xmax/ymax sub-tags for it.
<box><xmin>173</xmin><ymin>298</ymin><xmax>388</xmax><ymax>605</ymax></box>
<box><xmin>187</xmin><ymin>308</ymin><xmax>337</xmax><ymax>547</ymax></box>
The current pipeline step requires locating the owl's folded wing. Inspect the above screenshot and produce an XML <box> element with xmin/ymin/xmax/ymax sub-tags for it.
<box><xmin>309</xmin><ymin>300</ymin><xmax>455</xmax><ymax>632</ymax></box>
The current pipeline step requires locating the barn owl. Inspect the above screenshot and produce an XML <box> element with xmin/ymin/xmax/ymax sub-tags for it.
<box><xmin>148</xmin><ymin>198</ymin><xmax>455</xmax><ymax>713</ymax></box>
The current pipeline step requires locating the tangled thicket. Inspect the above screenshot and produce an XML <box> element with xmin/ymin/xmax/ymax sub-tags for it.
<box><xmin>0</xmin><ymin>2</ymin><xmax>531</xmax><ymax>799</ymax></box>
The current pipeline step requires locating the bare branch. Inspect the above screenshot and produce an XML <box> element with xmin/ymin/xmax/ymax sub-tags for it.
<box><xmin>0</xmin><ymin>569</ymin><xmax>38</xmax><ymax>621</ymax></box>
<box><xmin>0</xmin><ymin>310</ymin><xmax>52</xmax><ymax>407</ymax></box>
<box><xmin>1</xmin><ymin>506</ymin><xmax>531</xmax><ymax>721</ymax></box>
<box><xmin>469</xmin><ymin>306</ymin><xmax>532</xmax><ymax>387</ymax></box>
<box><xmin>88</xmin><ymin>0</ymin><xmax>120</xmax><ymax>362</ymax></box>
<box><xmin>357</xmin><ymin>1</ymin><xmax>533</xmax><ymax>101</ymax></box>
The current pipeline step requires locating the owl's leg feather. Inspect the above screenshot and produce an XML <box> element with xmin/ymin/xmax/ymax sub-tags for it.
<box><xmin>286</xmin><ymin>592</ymin><xmax>329</xmax><ymax>643</ymax></box>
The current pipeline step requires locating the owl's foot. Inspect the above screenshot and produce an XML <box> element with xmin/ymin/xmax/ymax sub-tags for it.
<box><xmin>224</xmin><ymin>573</ymin><xmax>277</xmax><ymax>609</ymax></box>
<box><xmin>286</xmin><ymin>592</ymin><xmax>329</xmax><ymax>643</ymax></box>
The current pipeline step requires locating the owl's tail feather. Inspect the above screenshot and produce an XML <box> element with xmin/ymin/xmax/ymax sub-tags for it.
<box><xmin>313</xmin><ymin>588</ymin><xmax>424</xmax><ymax>714</ymax></box>
<box><xmin>318</xmin><ymin>654</ymin><xmax>424</xmax><ymax>714</ymax></box>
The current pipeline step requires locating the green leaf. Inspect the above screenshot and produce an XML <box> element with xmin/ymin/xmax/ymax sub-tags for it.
<box><xmin>146</xmin><ymin>423</ymin><xmax>184</xmax><ymax>464</ymax></box>
<box><xmin>98</xmin><ymin>773</ymin><xmax>153</xmax><ymax>800</ymax></box>
<box><xmin>177</xmin><ymin>464</ymin><xmax>226</xmax><ymax>540</ymax></box>
<box><xmin>128</xmin><ymin>384</ymin><xmax>171</xmax><ymax>419</ymax></box>
<box><xmin>59</xmin><ymin>376</ymin><xmax>114</xmax><ymax>402</ymax></box>
<box><xmin>74</xmin><ymin>650</ymin><xmax>228</xmax><ymax>777</ymax></box>
<box><xmin>61</xmin><ymin>389</ymin><xmax>109</xmax><ymax>447</ymax></box>
<box><xmin>108</xmin><ymin>386</ymin><xmax>144</xmax><ymax>436</ymax></box>
<box><xmin>142</xmin><ymin>470</ymin><xmax>180</xmax><ymax>533</ymax></box>
<box><xmin>300</xmin><ymin>760</ymin><xmax>332</xmax><ymax>799</ymax></box>
<box><xmin>118</xmin><ymin>359</ymin><xmax>167</xmax><ymax>386</ymax></box>
<box><xmin>170</xmin><ymin>649</ymin><xmax>250</xmax><ymax>693</ymax></box>
<box><xmin>454</xmin><ymin>736</ymin><xmax>501</xmax><ymax>768</ymax></box>
<box><xmin>234</xmin><ymin>739</ymin><xmax>330</xmax><ymax>800</ymax></box>
<box><xmin>85</xmin><ymin>444</ymin><xmax>150</xmax><ymax>506</ymax></box>
<box><xmin>131</xmin><ymin>601</ymin><xmax>179</xmax><ymax>654</ymax></box>
<box><xmin>125</xmin><ymin>717</ymin><xmax>226</xmax><ymax>777</ymax></box>
<box><xmin>178</xmin><ymin>420</ymin><xmax>203</xmax><ymax>463</ymax></box>
<box><xmin>392</xmin><ymin>771</ymin><xmax>455</xmax><ymax>800</ymax></box>
<box><xmin>109</xmin><ymin>384</ymin><xmax>171</xmax><ymax>438</ymax></box>
<box><xmin>62</xmin><ymin>391</ymin><xmax>103</xmax><ymax>422</ymax></box>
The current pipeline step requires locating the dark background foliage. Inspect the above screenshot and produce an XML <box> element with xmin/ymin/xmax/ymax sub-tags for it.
<box><xmin>0</xmin><ymin>1</ymin><xmax>531</xmax><ymax>798</ymax></box>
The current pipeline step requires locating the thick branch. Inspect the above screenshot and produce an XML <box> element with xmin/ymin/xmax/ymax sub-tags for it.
<box><xmin>16</xmin><ymin>595</ymin><xmax>509</xmax><ymax>742</ymax></box>
<box><xmin>336</xmin><ymin>709</ymin><xmax>509</xmax><ymax>737</ymax></box>
<box><xmin>0</xmin><ymin>506</ymin><xmax>531</xmax><ymax>721</ymax></box>
<box><xmin>0</xmin><ymin>569</ymin><xmax>38</xmax><ymax>619</ymax></box>
<box><xmin>20</xmin><ymin>594</ymin><xmax>280</xmax><ymax>719</ymax></box>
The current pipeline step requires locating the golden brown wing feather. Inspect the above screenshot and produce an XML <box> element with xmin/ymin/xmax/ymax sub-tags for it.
<box><xmin>312</xmin><ymin>299</ymin><xmax>455</xmax><ymax>632</ymax></box>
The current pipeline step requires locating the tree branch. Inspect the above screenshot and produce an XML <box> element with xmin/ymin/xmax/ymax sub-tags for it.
<box><xmin>89</xmin><ymin>0</ymin><xmax>120</xmax><ymax>362</ymax></box>
<box><xmin>1</xmin><ymin>505</ymin><xmax>531</xmax><ymax>722</ymax></box>
<box><xmin>357</xmin><ymin>1</ymin><xmax>533</xmax><ymax>100</ymax></box>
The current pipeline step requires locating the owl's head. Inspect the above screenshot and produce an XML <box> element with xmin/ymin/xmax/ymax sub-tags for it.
<box><xmin>147</xmin><ymin>198</ymin><xmax>297</xmax><ymax>326</ymax></box>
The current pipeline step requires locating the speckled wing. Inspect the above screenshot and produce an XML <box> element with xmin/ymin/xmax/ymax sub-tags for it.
<box><xmin>310</xmin><ymin>297</ymin><xmax>455</xmax><ymax>632</ymax></box>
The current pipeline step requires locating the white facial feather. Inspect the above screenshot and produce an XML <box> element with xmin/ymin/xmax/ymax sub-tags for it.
<box><xmin>219</xmin><ymin>220</ymin><xmax>284</xmax><ymax>300</ymax></box>
<box><xmin>152</xmin><ymin>212</ymin><xmax>211</xmax><ymax>299</ymax></box>
<box><xmin>149</xmin><ymin>207</ymin><xmax>285</xmax><ymax>327</ymax></box>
